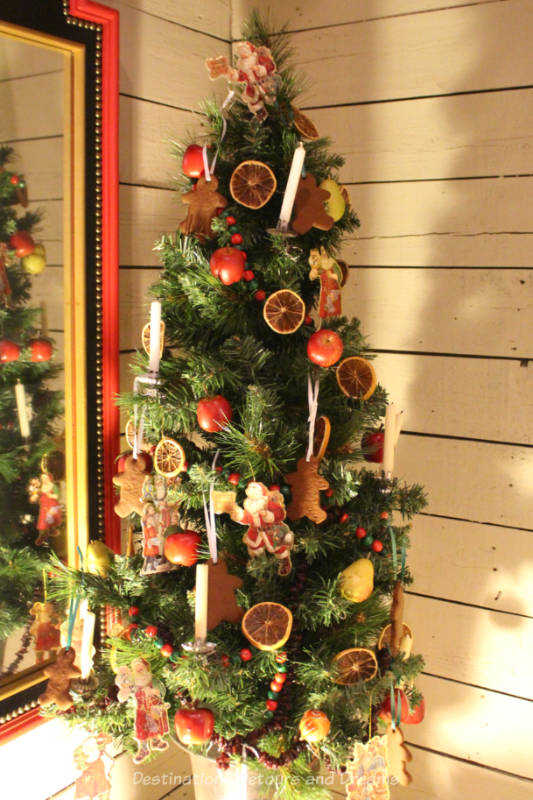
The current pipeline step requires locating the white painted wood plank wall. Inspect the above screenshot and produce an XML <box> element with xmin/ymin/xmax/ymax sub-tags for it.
<box><xmin>98</xmin><ymin>0</ymin><xmax>533</xmax><ymax>798</ymax></box>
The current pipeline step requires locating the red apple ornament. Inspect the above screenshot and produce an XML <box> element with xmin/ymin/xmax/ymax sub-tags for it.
<box><xmin>307</xmin><ymin>329</ymin><xmax>343</xmax><ymax>367</ymax></box>
<box><xmin>30</xmin><ymin>338</ymin><xmax>53</xmax><ymax>362</ymax></box>
<box><xmin>209</xmin><ymin>247</ymin><xmax>246</xmax><ymax>285</ymax></box>
<box><xmin>182</xmin><ymin>144</ymin><xmax>205</xmax><ymax>178</ymax></box>
<box><xmin>197</xmin><ymin>395</ymin><xmax>232</xmax><ymax>433</ymax></box>
<box><xmin>174</xmin><ymin>707</ymin><xmax>214</xmax><ymax>745</ymax></box>
<box><xmin>379</xmin><ymin>688</ymin><xmax>425</xmax><ymax>725</ymax></box>
<box><xmin>362</xmin><ymin>430</ymin><xmax>385</xmax><ymax>463</ymax></box>
<box><xmin>163</xmin><ymin>530</ymin><xmax>201</xmax><ymax>567</ymax></box>
<box><xmin>9</xmin><ymin>230</ymin><xmax>35</xmax><ymax>257</ymax></box>
<box><xmin>0</xmin><ymin>339</ymin><xmax>20</xmax><ymax>362</ymax></box>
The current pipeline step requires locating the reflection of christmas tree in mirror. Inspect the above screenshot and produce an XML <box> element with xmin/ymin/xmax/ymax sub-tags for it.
<box><xmin>0</xmin><ymin>143</ymin><xmax>65</xmax><ymax>677</ymax></box>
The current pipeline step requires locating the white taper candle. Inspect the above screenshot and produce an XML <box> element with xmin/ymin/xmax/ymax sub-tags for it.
<box><xmin>148</xmin><ymin>301</ymin><xmax>161</xmax><ymax>373</ymax></box>
<box><xmin>382</xmin><ymin>403</ymin><xmax>403</xmax><ymax>475</ymax></box>
<box><xmin>15</xmin><ymin>381</ymin><xmax>30</xmax><ymax>438</ymax></box>
<box><xmin>79</xmin><ymin>600</ymin><xmax>96</xmax><ymax>679</ymax></box>
<box><xmin>278</xmin><ymin>141</ymin><xmax>306</xmax><ymax>229</ymax></box>
<box><xmin>194</xmin><ymin>563</ymin><xmax>209</xmax><ymax>643</ymax></box>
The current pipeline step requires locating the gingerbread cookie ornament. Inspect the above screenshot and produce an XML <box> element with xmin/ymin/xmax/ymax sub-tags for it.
<box><xmin>180</xmin><ymin>176</ymin><xmax>227</xmax><ymax>241</ymax></box>
<box><xmin>39</xmin><ymin>646</ymin><xmax>81</xmax><ymax>710</ymax></box>
<box><xmin>284</xmin><ymin>455</ymin><xmax>329</xmax><ymax>524</ymax></box>
<box><xmin>113</xmin><ymin>453</ymin><xmax>152</xmax><ymax>518</ymax></box>
<box><xmin>386</xmin><ymin>723</ymin><xmax>413</xmax><ymax>786</ymax></box>
<box><xmin>292</xmin><ymin>174</ymin><xmax>334</xmax><ymax>235</ymax></box>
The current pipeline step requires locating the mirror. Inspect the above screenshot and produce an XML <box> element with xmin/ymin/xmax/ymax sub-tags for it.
<box><xmin>0</xmin><ymin>0</ymin><xmax>119</xmax><ymax>737</ymax></box>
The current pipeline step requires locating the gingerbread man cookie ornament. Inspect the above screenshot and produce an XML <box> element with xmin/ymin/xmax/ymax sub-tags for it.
<box><xmin>292</xmin><ymin>174</ymin><xmax>334</xmax><ymax>235</ymax></box>
<box><xmin>386</xmin><ymin>723</ymin><xmax>413</xmax><ymax>786</ymax></box>
<box><xmin>180</xmin><ymin>176</ymin><xmax>227</xmax><ymax>241</ymax></box>
<box><xmin>113</xmin><ymin>453</ymin><xmax>152</xmax><ymax>518</ymax></box>
<box><xmin>39</xmin><ymin>646</ymin><xmax>81</xmax><ymax>710</ymax></box>
<box><xmin>284</xmin><ymin>456</ymin><xmax>329</xmax><ymax>524</ymax></box>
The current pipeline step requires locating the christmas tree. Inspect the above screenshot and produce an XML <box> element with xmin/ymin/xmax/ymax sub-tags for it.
<box><xmin>48</xmin><ymin>17</ymin><xmax>426</xmax><ymax>798</ymax></box>
<box><xmin>0</xmin><ymin>145</ymin><xmax>63</xmax><ymax>651</ymax></box>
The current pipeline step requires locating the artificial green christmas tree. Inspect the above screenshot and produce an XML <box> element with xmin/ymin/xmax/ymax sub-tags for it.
<box><xmin>48</xmin><ymin>17</ymin><xmax>426</xmax><ymax>798</ymax></box>
<box><xmin>0</xmin><ymin>145</ymin><xmax>63</xmax><ymax>651</ymax></box>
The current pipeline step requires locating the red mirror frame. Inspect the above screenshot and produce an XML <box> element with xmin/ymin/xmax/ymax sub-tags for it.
<box><xmin>0</xmin><ymin>0</ymin><xmax>119</xmax><ymax>743</ymax></box>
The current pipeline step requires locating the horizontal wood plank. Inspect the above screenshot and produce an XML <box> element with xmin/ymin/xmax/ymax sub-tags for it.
<box><xmin>390</xmin><ymin>741</ymin><xmax>533</xmax><ymax>800</ymax></box>
<box><xmin>312</xmin><ymin>88</ymin><xmax>533</xmax><ymax>183</ymax></box>
<box><xmin>29</xmin><ymin>265</ymin><xmax>64</xmax><ymax>331</ymax></box>
<box><xmin>409</xmin><ymin>515</ymin><xmax>533</xmax><ymax>616</ymax></box>
<box><xmin>3</xmin><ymin>137</ymin><xmax>63</xmax><ymax>200</ymax></box>
<box><xmin>120</xmin><ymin>185</ymin><xmax>180</xmax><ymax>266</ymax></box>
<box><xmin>0</xmin><ymin>35</ymin><xmax>63</xmax><ymax>79</ymax></box>
<box><xmin>290</xmin><ymin>0</ymin><xmax>533</xmax><ymax>107</ymax></box>
<box><xmin>371</xmin><ymin>352</ymin><xmax>533</xmax><ymax>443</ymax></box>
<box><xmin>346</xmin><ymin>177</ymin><xmax>533</xmax><ymax>240</ymax></box>
<box><xmin>406</xmin><ymin>674</ymin><xmax>533</xmax><ymax>778</ymax></box>
<box><xmin>0</xmin><ymin>72</ymin><xmax>63</xmax><ymax>141</ymax></box>
<box><xmin>119</xmin><ymin>96</ymin><xmax>194</xmax><ymax>188</ymax></box>
<box><xmin>343</xmin><ymin>230</ymin><xmax>533</xmax><ymax>267</ymax></box>
<box><xmin>343</xmin><ymin>268</ymin><xmax>533</xmax><ymax>357</ymax></box>
<box><xmin>395</xmin><ymin>435</ymin><xmax>533</xmax><ymax>530</ymax></box>
<box><xmin>105</xmin><ymin>0</ymin><xmax>230</xmax><ymax>39</ymax></box>
<box><xmin>117</xmin><ymin>6</ymin><xmax>229</xmax><ymax>109</ymax></box>
<box><xmin>404</xmin><ymin>594</ymin><xmax>533</xmax><ymax>698</ymax></box>
<box><xmin>233</xmin><ymin>0</ymin><xmax>497</xmax><ymax>36</ymax></box>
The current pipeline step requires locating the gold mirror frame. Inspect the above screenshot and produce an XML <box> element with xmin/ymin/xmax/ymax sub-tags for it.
<box><xmin>0</xmin><ymin>0</ymin><xmax>119</xmax><ymax>738</ymax></box>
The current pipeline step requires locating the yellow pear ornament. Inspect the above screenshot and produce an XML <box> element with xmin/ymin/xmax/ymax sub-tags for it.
<box><xmin>86</xmin><ymin>540</ymin><xmax>115</xmax><ymax>577</ymax></box>
<box><xmin>339</xmin><ymin>558</ymin><xmax>374</xmax><ymax>603</ymax></box>
<box><xmin>318</xmin><ymin>178</ymin><xmax>346</xmax><ymax>223</ymax></box>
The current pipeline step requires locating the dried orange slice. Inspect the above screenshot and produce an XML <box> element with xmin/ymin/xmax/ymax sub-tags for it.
<box><xmin>332</xmin><ymin>647</ymin><xmax>378</xmax><ymax>685</ymax></box>
<box><xmin>125</xmin><ymin>418</ymin><xmax>150</xmax><ymax>452</ymax></box>
<box><xmin>142</xmin><ymin>320</ymin><xmax>165</xmax><ymax>357</ymax></box>
<box><xmin>378</xmin><ymin>622</ymin><xmax>413</xmax><ymax>652</ymax></box>
<box><xmin>313</xmin><ymin>415</ymin><xmax>331</xmax><ymax>461</ymax></box>
<box><xmin>336</xmin><ymin>356</ymin><xmax>377</xmax><ymax>400</ymax></box>
<box><xmin>263</xmin><ymin>289</ymin><xmax>305</xmax><ymax>334</ymax></box>
<box><xmin>153</xmin><ymin>437</ymin><xmax>186</xmax><ymax>477</ymax></box>
<box><xmin>230</xmin><ymin>160</ymin><xmax>277</xmax><ymax>209</ymax></box>
<box><xmin>292</xmin><ymin>106</ymin><xmax>320</xmax><ymax>140</ymax></box>
<box><xmin>241</xmin><ymin>602</ymin><xmax>293</xmax><ymax>651</ymax></box>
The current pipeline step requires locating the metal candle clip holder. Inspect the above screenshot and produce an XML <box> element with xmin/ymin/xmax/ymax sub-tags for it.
<box><xmin>182</xmin><ymin>639</ymin><xmax>217</xmax><ymax>657</ymax></box>
<box><xmin>380</xmin><ymin>469</ymin><xmax>393</xmax><ymax>494</ymax></box>
<box><xmin>266</xmin><ymin>219</ymin><xmax>298</xmax><ymax>238</ymax></box>
<box><xmin>133</xmin><ymin>371</ymin><xmax>163</xmax><ymax>400</ymax></box>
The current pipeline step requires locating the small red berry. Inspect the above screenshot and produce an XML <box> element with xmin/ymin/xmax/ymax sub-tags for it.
<box><xmin>372</xmin><ymin>540</ymin><xmax>384</xmax><ymax>553</ymax></box>
<box><xmin>221</xmin><ymin>655</ymin><xmax>230</xmax><ymax>667</ymax></box>
<box><xmin>325</xmin><ymin>488</ymin><xmax>334</xmax><ymax>497</ymax></box>
<box><xmin>380</xmin><ymin>511</ymin><xmax>389</xmax><ymax>520</ymax></box>
<box><xmin>240</xmin><ymin>251</ymin><xmax>247</xmax><ymax>261</ymax></box>
<box><xmin>161</xmin><ymin>643</ymin><xmax>174</xmax><ymax>658</ymax></box>
<box><xmin>228</xmin><ymin>472</ymin><xmax>240</xmax><ymax>486</ymax></box>
<box><xmin>274</xmin><ymin>672</ymin><xmax>287</xmax><ymax>684</ymax></box>
<box><xmin>231</xmin><ymin>233</ymin><xmax>243</xmax><ymax>245</ymax></box>
<box><xmin>145</xmin><ymin>625</ymin><xmax>158</xmax><ymax>638</ymax></box>
<box><xmin>356</xmin><ymin>527</ymin><xmax>366</xmax><ymax>539</ymax></box>
<box><xmin>226</xmin><ymin>215</ymin><xmax>236</xmax><ymax>226</ymax></box>
<box><xmin>339</xmin><ymin>512</ymin><xmax>349</xmax><ymax>524</ymax></box>
<box><xmin>266</xmin><ymin>699</ymin><xmax>278</xmax><ymax>711</ymax></box>
<box><xmin>254</xmin><ymin>289</ymin><xmax>266</xmax><ymax>301</ymax></box>
<box><xmin>270</xmin><ymin>680</ymin><xmax>283</xmax><ymax>693</ymax></box>
<box><xmin>244</xmin><ymin>269</ymin><xmax>255</xmax><ymax>281</ymax></box>
<box><xmin>240</xmin><ymin>648</ymin><xmax>253</xmax><ymax>661</ymax></box>
<box><xmin>304</xmin><ymin>314</ymin><xmax>312</xmax><ymax>325</ymax></box>
<box><xmin>215</xmin><ymin>465</ymin><xmax>223</xmax><ymax>472</ymax></box>
<box><xmin>128</xmin><ymin>605</ymin><xmax>139</xmax><ymax>617</ymax></box>
<box><xmin>10</xmin><ymin>175</ymin><xmax>19</xmax><ymax>185</ymax></box>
